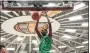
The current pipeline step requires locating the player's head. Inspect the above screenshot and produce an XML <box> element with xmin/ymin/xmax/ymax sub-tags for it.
<box><xmin>41</xmin><ymin>28</ymin><xmax>47</xmax><ymax>36</ymax></box>
<box><xmin>0</xmin><ymin>44</ymin><xmax>6</xmax><ymax>53</ymax></box>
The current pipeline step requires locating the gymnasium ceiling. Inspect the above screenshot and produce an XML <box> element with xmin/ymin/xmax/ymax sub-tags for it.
<box><xmin>0</xmin><ymin>1</ymin><xmax>89</xmax><ymax>53</ymax></box>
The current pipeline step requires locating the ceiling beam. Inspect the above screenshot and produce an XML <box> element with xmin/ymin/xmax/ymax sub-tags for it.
<box><xmin>55</xmin><ymin>5</ymin><xmax>88</xmax><ymax>19</ymax></box>
<box><xmin>52</xmin><ymin>38</ymin><xmax>76</xmax><ymax>50</ymax></box>
<box><xmin>52</xmin><ymin>44</ymin><xmax>62</xmax><ymax>53</ymax></box>
<box><xmin>6</xmin><ymin>36</ymin><xmax>24</xmax><ymax>47</ymax></box>
<box><xmin>15</xmin><ymin>36</ymin><xmax>26</xmax><ymax>53</ymax></box>
<box><xmin>29</xmin><ymin>35</ymin><xmax>32</xmax><ymax>53</ymax></box>
<box><xmin>1</xmin><ymin>35</ymin><xmax>16</xmax><ymax>42</ymax></box>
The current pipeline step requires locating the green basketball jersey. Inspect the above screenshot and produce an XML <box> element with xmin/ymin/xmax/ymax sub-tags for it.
<box><xmin>39</xmin><ymin>34</ymin><xmax>52</xmax><ymax>53</ymax></box>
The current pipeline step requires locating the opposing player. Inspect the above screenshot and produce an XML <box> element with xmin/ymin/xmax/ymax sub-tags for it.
<box><xmin>35</xmin><ymin>14</ymin><xmax>52</xmax><ymax>53</ymax></box>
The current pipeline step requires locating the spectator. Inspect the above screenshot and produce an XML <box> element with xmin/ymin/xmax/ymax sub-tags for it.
<box><xmin>0</xmin><ymin>44</ymin><xmax>6</xmax><ymax>53</ymax></box>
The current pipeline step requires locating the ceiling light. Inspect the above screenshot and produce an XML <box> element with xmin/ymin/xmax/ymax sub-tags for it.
<box><xmin>16</xmin><ymin>37</ymin><xmax>23</xmax><ymax>41</ymax></box>
<box><xmin>76</xmin><ymin>46</ymin><xmax>84</xmax><ymax>48</ymax></box>
<box><xmin>82</xmin><ymin>41</ymin><xmax>88</xmax><ymax>44</ymax></box>
<box><xmin>44</xmin><ymin>3</ymin><xmax>56</xmax><ymax>7</ymax></box>
<box><xmin>48</xmin><ymin>3</ymin><xmax>56</xmax><ymax>6</ymax></box>
<box><xmin>32</xmin><ymin>40</ymin><xmax>38</xmax><ymax>44</ymax></box>
<box><xmin>21</xmin><ymin>43</ymin><xmax>26</xmax><ymax>50</ymax></box>
<box><xmin>69</xmin><ymin>15</ymin><xmax>83</xmax><ymax>21</ymax></box>
<box><xmin>58</xmin><ymin>46</ymin><xmax>67</xmax><ymax>48</ymax></box>
<box><xmin>73</xmin><ymin>3</ymin><xmax>85</xmax><ymax>10</ymax></box>
<box><xmin>50</xmin><ymin>50</ymin><xmax>55</xmax><ymax>52</ymax></box>
<box><xmin>7</xmin><ymin>48</ymin><xmax>15</xmax><ymax>50</ymax></box>
<box><xmin>81</xmin><ymin>22</ymin><xmax>88</xmax><ymax>27</ymax></box>
<box><xmin>65</xmin><ymin>29</ymin><xmax>76</xmax><ymax>33</ymax></box>
<box><xmin>62</xmin><ymin>34</ymin><xmax>72</xmax><ymax>39</ymax></box>
<box><xmin>33</xmin><ymin>48</ymin><xmax>39</xmax><ymax>50</ymax></box>
<box><xmin>2</xmin><ymin>10</ymin><xmax>11</xmax><ymax>13</ymax></box>
<box><xmin>1</xmin><ymin>37</ymin><xmax>5</xmax><ymax>41</ymax></box>
<box><xmin>17</xmin><ymin>3</ymin><xmax>22</xmax><ymax>6</ymax></box>
<box><xmin>33</xmin><ymin>48</ymin><xmax>55</xmax><ymax>52</ymax></box>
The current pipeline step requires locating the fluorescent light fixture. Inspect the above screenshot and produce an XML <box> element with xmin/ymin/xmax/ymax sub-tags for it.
<box><xmin>44</xmin><ymin>3</ymin><xmax>56</xmax><ymax>7</ymax></box>
<box><xmin>76</xmin><ymin>46</ymin><xmax>84</xmax><ymax>48</ymax></box>
<box><xmin>12</xmin><ymin>11</ymin><xmax>19</xmax><ymax>16</ymax></box>
<box><xmin>16</xmin><ymin>37</ymin><xmax>23</xmax><ymax>41</ymax></box>
<box><xmin>48</xmin><ymin>3</ymin><xmax>56</xmax><ymax>6</ymax></box>
<box><xmin>32</xmin><ymin>40</ymin><xmax>38</xmax><ymax>44</ymax></box>
<box><xmin>62</xmin><ymin>34</ymin><xmax>72</xmax><ymax>39</ymax></box>
<box><xmin>22</xmin><ymin>11</ymin><xmax>26</xmax><ymax>15</ymax></box>
<box><xmin>17</xmin><ymin>3</ymin><xmax>22</xmax><ymax>6</ymax></box>
<box><xmin>7</xmin><ymin>48</ymin><xmax>15</xmax><ymax>50</ymax></box>
<box><xmin>32</xmin><ymin>40</ymin><xmax>38</xmax><ymax>46</ymax></box>
<box><xmin>2</xmin><ymin>10</ymin><xmax>11</xmax><ymax>13</ymax></box>
<box><xmin>74</xmin><ymin>3</ymin><xmax>85</xmax><ymax>10</ymax></box>
<box><xmin>50</xmin><ymin>50</ymin><xmax>55</xmax><ymax>52</ymax></box>
<box><xmin>1</xmin><ymin>37</ymin><xmax>5</xmax><ymax>41</ymax></box>
<box><xmin>2</xmin><ymin>11</ymin><xmax>13</xmax><ymax>17</ymax></box>
<box><xmin>82</xmin><ymin>41</ymin><xmax>88</xmax><ymax>44</ymax></box>
<box><xmin>81</xmin><ymin>22</ymin><xmax>88</xmax><ymax>27</ymax></box>
<box><xmin>33</xmin><ymin>48</ymin><xmax>55</xmax><ymax>52</ymax></box>
<box><xmin>65</xmin><ymin>29</ymin><xmax>76</xmax><ymax>33</ymax></box>
<box><xmin>33</xmin><ymin>48</ymin><xmax>39</xmax><ymax>50</ymax></box>
<box><xmin>21</xmin><ymin>43</ymin><xmax>26</xmax><ymax>50</ymax></box>
<box><xmin>58</xmin><ymin>46</ymin><xmax>67</xmax><ymax>48</ymax></box>
<box><xmin>69</xmin><ymin>15</ymin><xmax>83</xmax><ymax>21</ymax></box>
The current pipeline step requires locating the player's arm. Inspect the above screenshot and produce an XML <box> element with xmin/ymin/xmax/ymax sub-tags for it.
<box><xmin>35</xmin><ymin>20</ymin><xmax>42</xmax><ymax>38</ymax></box>
<box><xmin>46</xmin><ymin>16</ymin><xmax>52</xmax><ymax>38</ymax></box>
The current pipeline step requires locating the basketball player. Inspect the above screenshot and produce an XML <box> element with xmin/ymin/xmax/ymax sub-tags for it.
<box><xmin>0</xmin><ymin>44</ymin><xmax>6</xmax><ymax>53</ymax></box>
<box><xmin>35</xmin><ymin>14</ymin><xmax>52</xmax><ymax>53</ymax></box>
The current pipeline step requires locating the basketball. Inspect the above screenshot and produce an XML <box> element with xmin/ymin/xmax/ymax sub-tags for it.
<box><xmin>32</xmin><ymin>12</ymin><xmax>40</xmax><ymax>20</ymax></box>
